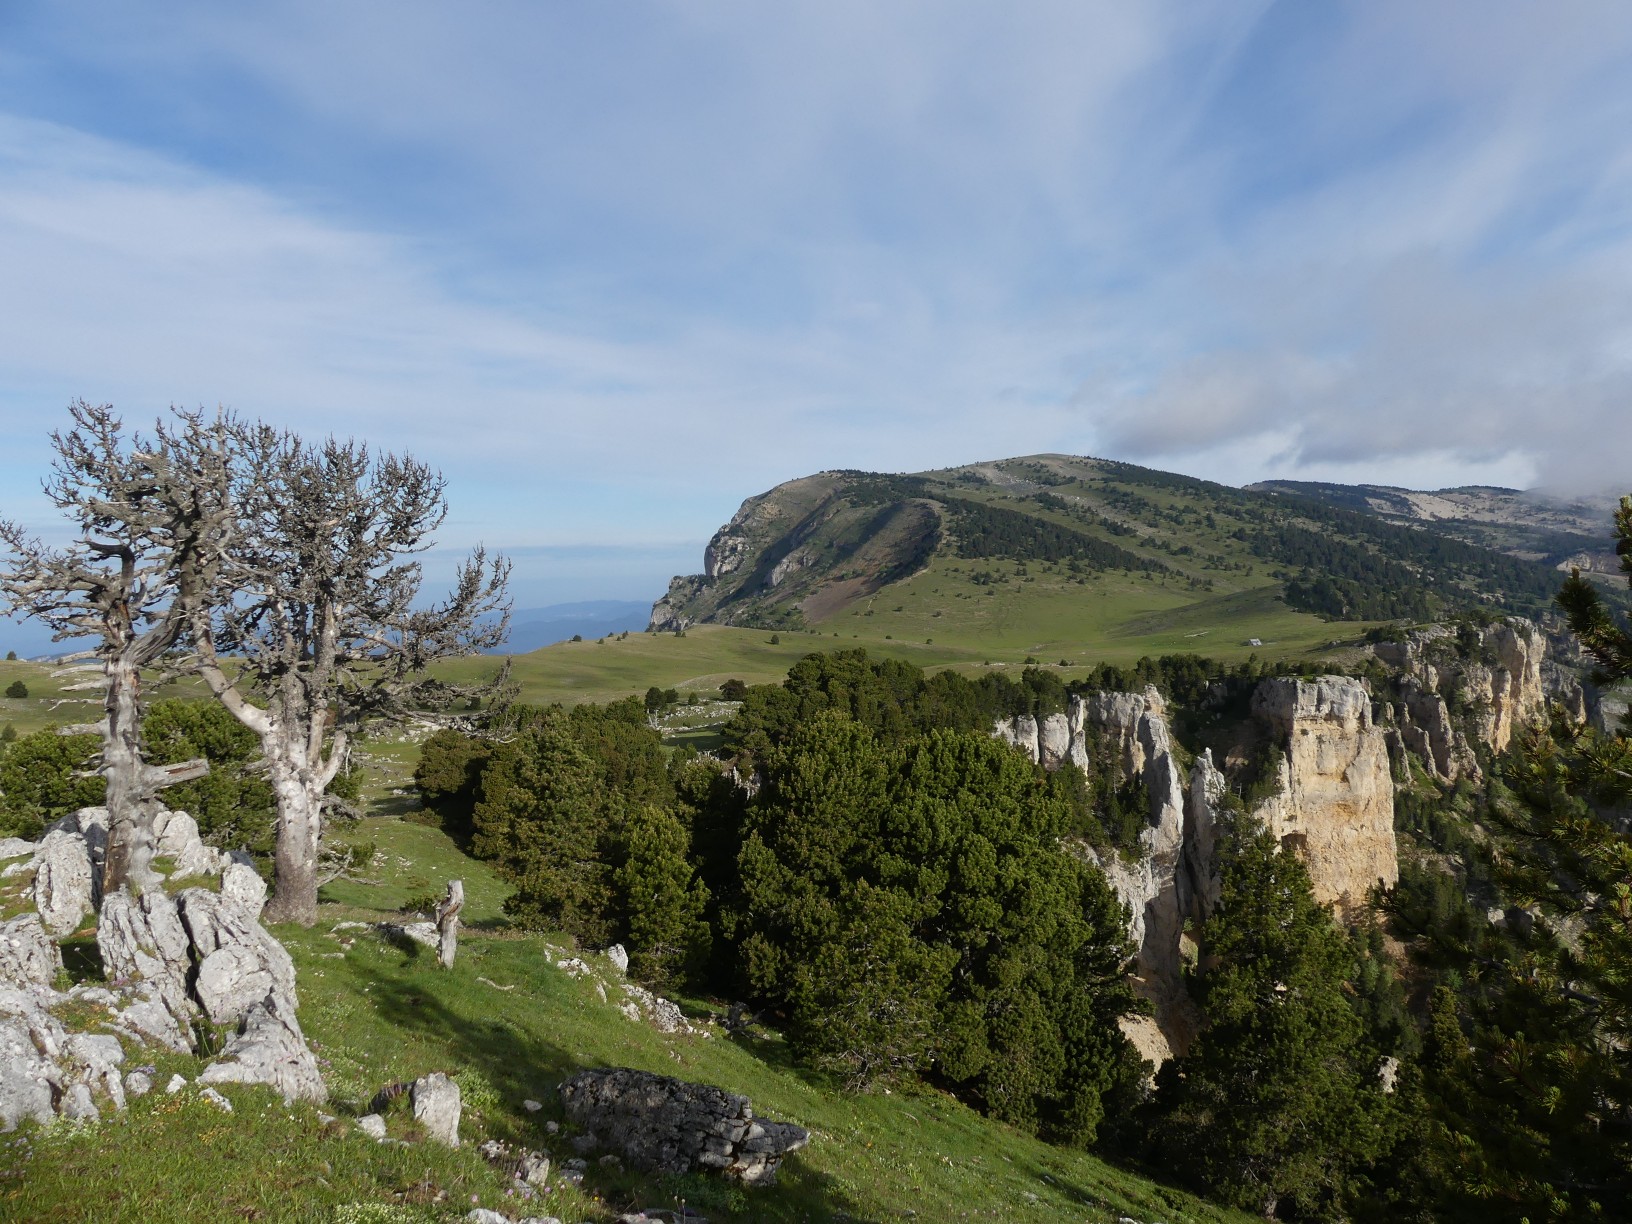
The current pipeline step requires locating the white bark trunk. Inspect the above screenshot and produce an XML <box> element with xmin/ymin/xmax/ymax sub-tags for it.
<box><xmin>436</xmin><ymin>880</ymin><xmax>464</xmax><ymax>969</ymax></box>
<box><xmin>262</xmin><ymin>750</ymin><xmax>326</xmax><ymax>926</ymax></box>
<box><xmin>100</xmin><ymin>655</ymin><xmax>154</xmax><ymax>896</ymax></box>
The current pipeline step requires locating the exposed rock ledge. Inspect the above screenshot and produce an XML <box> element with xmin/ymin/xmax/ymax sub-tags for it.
<box><xmin>0</xmin><ymin>807</ymin><xmax>324</xmax><ymax>1130</ymax></box>
<box><xmin>995</xmin><ymin>674</ymin><xmax>1397</xmax><ymax>1058</ymax></box>
<box><xmin>560</xmin><ymin>1067</ymin><xmax>809</xmax><ymax>1185</ymax></box>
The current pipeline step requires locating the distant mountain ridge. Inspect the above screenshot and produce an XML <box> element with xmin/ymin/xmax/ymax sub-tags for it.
<box><xmin>1245</xmin><ymin>479</ymin><xmax>1620</xmax><ymax>574</ymax></box>
<box><xmin>650</xmin><ymin>455</ymin><xmax>1602</xmax><ymax>635</ymax></box>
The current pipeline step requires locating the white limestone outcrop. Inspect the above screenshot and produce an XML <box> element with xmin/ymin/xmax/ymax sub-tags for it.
<box><xmin>0</xmin><ymin>808</ymin><xmax>328</xmax><ymax>1127</ymax></box>
<box><xmin>1373</xmin><ymin>617</ymin><xmax>1563</xmax><ymax>781</ymax></box>
<box><xmin>994</xmin><ymin>674</ymin><xmax>1399</xmax><ymax>1057</ymax></box>
<box><xmin>1249</xmin><ymin>677</ymin><xmax>1398</xmax><ymax>917</ymax></box>
<box><xmin>33</xmin><ymin>826</ymin><xmax>99</xmax><ymax>937</ymax></box>
<box><xmin>0</xmin><ymin>913</ymin><xmax>63</xmax><ymax>992</ymax></box>
<box><xmin>1060</xmin><ymin>687</ymin><xmax>1198</xmax><ymax>1053</ymax></box>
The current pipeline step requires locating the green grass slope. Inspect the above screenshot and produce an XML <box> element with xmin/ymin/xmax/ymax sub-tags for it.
<box><xmin>4</xmin><ymin>814</ymin><xmax>1254</xmax><ymax>1224</ymax></box>
<box><xmin>650</xmin><ymin>453</ymin><xmax>1571</xmax><ymax>647</ymax></box>
<box><xmin>441</xmin><ymin>596</ymin><xmax>1365</xmax><ymax>713</ymax></box>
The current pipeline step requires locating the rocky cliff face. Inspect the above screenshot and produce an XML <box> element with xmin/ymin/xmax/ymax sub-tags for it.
<box><xmin>649</xmin><ymin>575</ymin><xmax>704</xmax><ymax>632</ymax></box>
<box><xmin>995</xmin><ymin>673</ymin><xmax>1398</xmax><ymax>1058</ymax></box>
<box><xmin>1248</xmin><ymin>677</ymin><xmax>1398</xmax><ymax>918</ymax></box>
<box><xmin>644</xmin><ymin>472</ymin><xmax>957</xmax><ymax>633</ymax></box>
<box><xmin>1023</xmin><ymin>688</ymin><xmax>1195</xmax><ymax>1061</ymax></box>
<box><xmin>1371</xmin><ymin>618</ymin><xmax>1566</xmax><ymax>782</ymax></box>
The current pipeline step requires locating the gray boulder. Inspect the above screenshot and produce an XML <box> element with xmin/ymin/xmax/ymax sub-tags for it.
<box><xmin>199</xmin><ymin>1086</ymin><xmax>233</xmax><ymax>1112</ymax></box>
<box><xmin>97</xmin><ymin>889</ymin><xmax>196</xmax><ymax>1052</ymax></box>
<box><xmin>32</xmin><ymin>828</ymin><xmax>97</xmax><ymax>937</ymax></box>
<box><xmin>357</xmin><ymin>1113</ymin><xmax>387</xmax><ymax>1139</ymax></box>
<box><xmin>399</xmin><ymin>921</ymin><xmax>440</xmax><ymax>949</ymax></box>
<box><xmin>220</xmin><ymin>862</ymin><xmax>268</xmax><ymax>918</ymax></box>
<box><xmin>60</xmin><ymin>1081</ymin><xmax>99</xmax><ymax>1121</ymax></box>
<box><xmin>412</xmin><ymin>1071</ymin><xmax>461</xmax><ymax>1146</ymax></box>
<box><xmin>198</xmin><ymin>994</ymin><xmax>327</xmax><ymax>1103</ymax></box>
<box><xmin>45</xmin><ymin>807</ymin><xmax>108</xmax><ymax>856</ymax></box>
<box><xmin>0</xmin><ymin>837</ymin><xmax>36</xmax><ymax>862</ymax></box>
<box><xmin>178</xmin><ymin>888</ymin><xmax>297</xmax><ymax>1023</ymax></box>
<box><xmin>0</xmin><ymin>1004</ymin><xmax>60</xmax><ymax>1131</ymax></box>
<box><xmin>559</xmin><ymin>1067</ymin><xmax>809</xmax><ymax>1185</ymax></box>
<box><xmin>152</xmin><ymin>809</ymin><xmax>228</xmax><ymax>879</ymax></box>
<box><xmin>194</xmin><ymin>943</ymin><xmax>287</xmax><ymax>1025</ymax></box>
<box><xmin>0</xmin><ymin>913</ymin><xmax>62</xmax><ymax>991</ymax></box>
<box><xmin>62</xmin><ymin>1031</ymin><xmax>126</xmax><ymax>1114</ymax></box>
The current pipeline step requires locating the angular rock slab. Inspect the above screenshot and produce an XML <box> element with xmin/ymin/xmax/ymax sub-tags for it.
<box><xmin>412</xmin><ymin>1071</ymin><xmax>462</xmax><ymax>1146</ymax></box>
<box><xmin>97</xmin><ymin>889</ymin><xmax>197</xmax><ymax>1052</ymax></box>
<box><xmin>32</xmin><ymin>828</ymin><xmax>97</xmax><ymax>937</ymax></box>
<box><xmin>45</xmin><ymin>807</ymin><xmax>109</xmax><ymax>858</ymax></box>
<box><xmin>219</xmin><ymin>862</ymin><xmax>268</xmax><ymax>918</ymax></box>
<box><xmin>0</xmin><ymin>1008</ymin><xmax>59</xmax><ymax>1131</ymax></box>
<box><xmin>178</xmin><ymin>888</ymin><xmax>297</xmax><ymax>1023</ymax></box>
<box><xmin>560</xmin><ymin>1067</ymin><xmax>809</xmax><ymax>1185</ymax></box>
<box><xmin>198</xmin><ymin>994</ymin><xmax>327</xmax><ymax>1104</ymax></box>
<box><xmin>0</xmin><ymin>913</ymin><xmax>63</xmax><ymax>991</ymax></box>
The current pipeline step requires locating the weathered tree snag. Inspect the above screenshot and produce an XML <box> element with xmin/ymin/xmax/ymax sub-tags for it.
<box><xmin>0</xmin><ymin>403</ymin><xmax>232</xmax><ymax>897</ymax></box>
<box><xmin>193</xmin><ymin>425</ymin><xmax>509</xmax><ymax>926</ymax></box>
<box><xmin>436</xmin><ymin>880</ymin><xmax>464</xmax><ymax>969</ymax></box>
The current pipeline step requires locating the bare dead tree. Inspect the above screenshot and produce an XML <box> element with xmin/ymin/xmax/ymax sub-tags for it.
<box><xmin>435</xmin><ymin>879</ymin><xmax>464</xmax><ymax>969</ymax></box>
<box><xmin>0</xmin><ymin>402</ymin><xmax>233</xmax><ymax>893</ymax></box>
<box><xmin>191</xmin><ymin>424</ymin><xmax>509</xmax><ymax>925</ymax></box>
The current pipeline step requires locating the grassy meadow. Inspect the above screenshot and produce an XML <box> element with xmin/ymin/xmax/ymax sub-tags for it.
<box><xmin>434</xmin><ymin>564</ymin><xmax>1372</xmax><ymax>712</ymax></box>
<box><xmin>3</xmin><ymin>814</ymin><xmax>1255</xmax><ymax>1224</ymax></box>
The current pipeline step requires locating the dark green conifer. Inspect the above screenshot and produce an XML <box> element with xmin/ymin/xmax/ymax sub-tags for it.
<box><xmin>614</xmin><ymin>803</ymin><xmax>711</xmax><ymax>984</ymax></box>
<box><xmin>476</xmin><ymin>712</ymin><xmax>617</xmax><ymax>943</ymax></box>
<box><xmin>1155</xmin><ymin>814</ymin><xmax>1389</xmax><ymax>1218</ymax></box>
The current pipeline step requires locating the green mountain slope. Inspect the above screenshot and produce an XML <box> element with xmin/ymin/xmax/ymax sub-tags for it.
<box><xmin>651</xmin><ymin>454</ymin><xmax>1574</xmax><ymax>640</ymax></box>
<box><xmin>5</xmin><ymin>813</ymin><xmax>1255</xmax><ymax>1224</ymax></box>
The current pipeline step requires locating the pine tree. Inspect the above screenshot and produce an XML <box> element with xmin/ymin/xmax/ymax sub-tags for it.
<box><xmin>475</xmin><ymin>713</ymin><xmax>618</xmax><ymax>944</ymax></box>
<box><xmin>614</xmin><ymin>803</ymin><xmax>711</xmax><ymax>984</ymax></box>
<box><xmin>727</xmin><ymin>711</ymin><xmax>1140</xmax><ymax>1129</ymax></box>
<box><xmin>1155</xmin><ymin>813</ymin><xmax>1389</xmax><ymax>1218</ymax></box>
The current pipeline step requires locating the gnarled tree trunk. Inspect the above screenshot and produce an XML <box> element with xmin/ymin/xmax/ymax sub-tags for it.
<box><xmin>263</xmin><ymin>759</ymin><xmax>327</xmax><ymax>926</ymax></box>
<box><xmin>436</xmin><ymin>880</ymin><xmax>464</xmax><ymax>969</ymax></box>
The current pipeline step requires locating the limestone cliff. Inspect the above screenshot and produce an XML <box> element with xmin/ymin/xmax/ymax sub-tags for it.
<box><xmin>1063</xmin><ymin>687</ymin><xmax>1197</xmax><ymax>1060</ymax></box>
<box><xmin>1371</xmin><ymin>617</ymin><xmax>1569</xmax><ymax>782</ymax></box>
<box><xmin>994</xmin><ymin>673</ymin><xmax>1398</xmax><ymax>1058</ymax></box>
<box><xmin>1248</xmin><ymin>677</ymin><xmax>1398</xmax><ymax>917</ymax></box>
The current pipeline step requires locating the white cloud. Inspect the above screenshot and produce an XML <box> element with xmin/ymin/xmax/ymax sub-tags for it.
<box><xmin>3</xmin><ymin>0</ymin><xmax>1632</xmax><ymax>609</ymax></box>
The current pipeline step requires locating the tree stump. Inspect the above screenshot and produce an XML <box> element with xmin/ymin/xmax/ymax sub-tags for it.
<box><xmin>435</xmin><ymin>879</ymin><xmax>463</xmax><ymax>969</ymax></box>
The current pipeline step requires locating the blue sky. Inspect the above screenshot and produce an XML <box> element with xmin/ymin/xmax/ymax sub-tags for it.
<box><xmin>3</xmin><ymin>2</ymin><xmax>1631</xmax><ymax>613</ymax></box>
